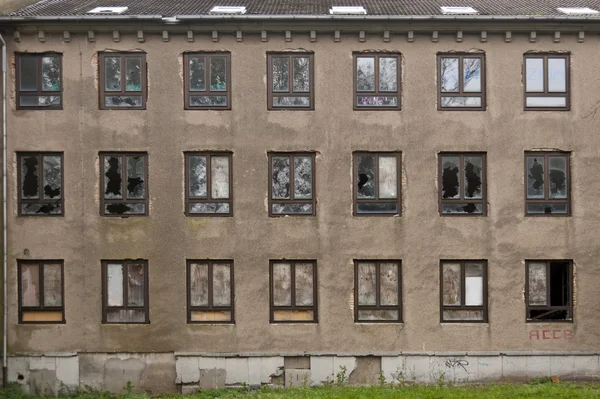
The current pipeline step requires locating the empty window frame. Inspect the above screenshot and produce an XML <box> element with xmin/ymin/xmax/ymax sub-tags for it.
<box><xmin>355</xmin><ymin>260</ymin><xmax>402</xmax><ymax>322</ymax></box>
<box><xmin>354</xmin><ymin>53</ymin><xmax>401</xmax><ymax>109</ymax></box>
<box><xmin>267</xmin><ymin>53</ymin><xmax>314</xmax><ymax>110</ymax></box>
<box><xmin>439</xmin><ymin>153</ymin><xmax>486</xmax><ymax>215</ymax></box>
<box><xmin>184</xmin><ymin>52</ymin><xmax>231</xmax><ymax>110</ymax></box>
<box><xmin>270</xmin><ymin>260</ymin><xmax>317</xmax><ymax>323</ymax></box>
<box><xmin>100</xmin><ymin>153</ymin><xmax>148</xmax><ymax>216</ymax></box>
<box><xmin>18</xmin><ymin>152</ymin><xmax>63</xmax><ymax>216</ymax></box>
<box><xmin>187</xmin><ymin>260</ymin><xmax>234</xmax><ymax>323</ymax></box>
<box><xmin>16</xmin><ymin>53</ymin><xmax>62</xmax><ymax>109</ymax></box>
<box><xmin>99</xmin><ymin>52</ymin><xmax>147</xmax><ymax>109</ymax></box>
<box><xmin>524</xmin><ymin>54</ymin><xmax>570</xmax><ymax>110</ymax></box>
<box><xmin>526</xmin><ymin>260</ymin><xmax>572</xmax><ymax>322</ymax></box>
<box><xmin>353</xmin><ymin>152</ymin><xmax>401</xmax><ymax>216</ymax></box>
<box><xmin>185</xmin><ymin>152</ymin><xmax>232</xmax><ymax>216</ymax></box>
<box><xmin>440</xmin><ymin>260</ymin><xmax>488</xmax><ymax>323</ymax></box>
<box><xmin>18</xmin><ymin>260</ymin><xmax>64</xmax><ymax>324</ymax></box>
<box><xmin>438</xmin><ymin>53</ymin><xmax>485</xmax><ymax>110</ymax></box>
<box><xmin>525</xmin><ymin>152</ymin><xmax>570</xmax><ymax>215</ymax></box>
<box><xmin>102</xmin><ymin>260</ymin><xmax>149</xmax><ymax>324</ymax></box>
<box><xmin>269</xmin><ymin>153</ymin><xmax>315</xmax><ymax>216</ymax></box>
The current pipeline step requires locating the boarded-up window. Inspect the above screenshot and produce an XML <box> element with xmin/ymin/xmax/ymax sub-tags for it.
<box><xmin>267</xmin><ymin>53</ymin><xmax>314</xmax><ymax>110</ymax></box>
<box><xmin>102</xmin><ymin>260</ymin><xmax>148</xmax><ymax>324</ymax></box>
<box><xmin>525</xmin><ymin>152</ymin><xmax>570</xmax><ymax>215</ymax></box>
<box><xmin>18</xmin><ymin>260</ymin><xmax>64</xmax><ymax>323</ymax></box>
<box><xmin>99</xmin><ymin>52</ymin><xmax>147</xmax><ymax>109</ymax></box>
<box><xmin>524</xmin><ymin>53</ymin><xmax>569</xmax><ymax>111</ymax></box>
<box><xmin>353</xmin><ymin>152</ymin><xmax>401</xmax><ymax>216</ymax></box>
<box><xmin>18</xmin><ymin>152</ymin><xmax>63</xmax><ymax>216</ymax></box>
<box><xmin>269</xmin><ymin>153</ymin><xmax>316</xmax><ymax>216</ymax></box>
<box><xmin>16</xmin><ymin>53</ymin><xmax>63</xmax><ymax>110</ymax></box>
<box><xmin>526</xmin><ymin>260</ymin><xmax>572</xmax><ymax>321</ymax></box>
<box><xmin>100</xmin><ymin>153</ymin><xmax>148</xmax><ymax>216</ymax></box>
<box><xmin>184</xmin><ymin>52</ymin><xmax>231</xmax><ymax>110</ymax></box>
<box><xmin>187</xmin><ymin>260</ymin><xmax>234</xmax><ymax>323</ymax></box>
<box><xmin>439</xmin><ymin>153</ymin><xmax>486</xmax><ymax>215</ymax></box>
<box><xmin>270</xmin><ymin>260</ymin><xmax>317</xmax><ymax>323</ymax></box>
<box><xmin>185</xmin><ymin>152</ymin><xmax>233</xmax><ymax>216</ymax></box>
<box><xmin>440</xmin><ymin>260</ymin><xmax>487</xmax><ymax>322</ymax></box>
<box><xmin>355</xmin><ymin>260</ymin><xmax>401</xmax><ymax>322</ymax></box>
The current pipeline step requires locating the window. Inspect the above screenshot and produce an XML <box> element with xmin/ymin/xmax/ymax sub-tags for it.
<box><xmin>526</xmin><ymin>260</ymin><xmax>572</xmax><ymax>322</ymax></box>
<box><xmin>524</xmin><ymin>53</ymin><xmax>569</xmax><ymax>110</ymax></box>
<box><xmin>99</xmin><ymin>52</ymin><xmax>146</xmax><ymax>109</ymax></box>
<box><xmin>100</xmin><ymin>153</ymin><xmax>148</xmax><ymax>216</ymax></box>
<box><xmin>18</xmin><ymin>260</ymin><xmax>64</xmax><ymax>323</ymax></box>
<box><xmin>438</xmin><ymin>53</ymin><xmax>485</xmax><ymax>110</ymax></box>
<box><xmin>440</xmin><ymin>260</ymin><xmax>488</xmax><ymax>322</ymax></box>
<box><xmin>18</xmin><ymin>152</ymin><xmax>63</xmax><ymax>216</ymax></box>
<box><xmin>187</xmin><ymin>260</ymin><xmax>234</xmax><ymax>323</ymax></box>
<box><xmin>269</xmin><ymin>153</ymin><xmax>315</xmax><ymax>216</ymax></box>
<box><xmin>267</xmin><ymin>53</ymin><xmax>314</xmax><ymax>110</ymax></box>
<box><xmin>16</xmin><ymin>53</ymin><xmax>62</xmax><ymax>109</ymax></box>
<box><xmin>525</xmin><ymin>152</ymin><xmax>570</xmax><ymax>215</ymax></box>
<box><xmin>353</xmin><ymin>152</ymin><xmax>401</xmax><ymax>216</ymax></box>
<box><xmin>184</xmin><ymin>52</ymin><xmax>231</xmax><ymax>110</ymax></box>
<box><xmin>354</xmin><ymin>53</ymin><xmax>401</xmax><ymax>109</ymax></box>
<box><xmin>270</xmin><ymin>260</ymin><xmax>317</xmax><ymax>323</ymax></box>
<box><xmin>102</xmin><ymin>260</ymin><xmax>149</xmax><ymax>324</ymax></box>
<box><xmin>355</xmin><ymin>260</ymin><xmax>401</xmax><ymax>322</ymax></box>
<box><xmin>185</xmin><ymin>152</ymin><xmax>232</xmax><ymax>216</ymax></box>
<box><xmin>439</xmin><ymin>153</ymin><xmax>486</xmax><ymax>215</ymax></box>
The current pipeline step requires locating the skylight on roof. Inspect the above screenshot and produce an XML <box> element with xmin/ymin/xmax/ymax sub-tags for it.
<box><xmin>87</xmin><ymin>6</ymin><xmax>128</xmax><ymax>14</ymax></box>
<box><xmin>441</xmin><ymin>6</ymin><xmax>478</xmax><ymax>14</ymax></box>
<box><xmin>329</xmin><ymin>6</ymin><xmax>367</xmax><ymax>15</ymax></box>
<box><xmin>557</xmin><ymin>7</ymin><xmax>599</xmax><ymax>14</ymax></box>
<box><xmin>209</xmin><ymin>6</ymin><xmax>247</xmax><ymax>14</ymax></box>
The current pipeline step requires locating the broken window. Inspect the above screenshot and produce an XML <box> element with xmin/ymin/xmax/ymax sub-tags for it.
<box><xmin>526</xmin><ymin>260</ymin><xmax>572</xmax><ymax>321</ymax></box>
<box><xmin>353</xmin><ymin>152</ymin><xmax>401</xmax><ymax>216</ymax></box>
<box><xmin>439</xmin><ymin>153</ymin><xmax>486</xmax><ymax>215</ymax></box>
<box><xmin>102</xmin><ymin>260</ymin><xmax>149</xmax><ymax>324</ymax></box>
<box><xmin>99</xmin><ymin>52</ymin><xmax>146</xmax><ymax>109</ymax></box>
<box><xmin>438</xmin><ymin>53</ymin><xmax>485</xmax><ymax>110</ymax></box>
<box><xmin>18</xmin><ymin>260</ymin><xmax>64</xmax><ymax>323</ymax></box>
<box><xmin>184</xmin><ymin>52</ymin><xmax>231</xmax><ymax>110</ymax></box>
<box><xmin>524</xmin><ymin>53</ymin><xmax>569</xmax><ymax>110</ymax></box>
<box><xmin>525</xmin><ymin>152</ymin><xmax>570</xmax><ymax>215</ymax></box>
<box><xmin>185</xmin><ymin>152</ymin><xmax>232</xmax><ymax>216</ymax></box>
<box><xmin>270</xmin><ymin>260</ymin><xmax>317</xmax><ymax>323</ymax></box>
<box><xmin>187</xmin><ymin>260</ymin><xmax>234</xmax><ymax>323</ymax></box>
<box><xmin>355</xmin><ymin>260</ymin><xmax>401</xmax><ymax>322</ymax></box>
<box><xmin>18</xmin><ymin>152</ymin><xmax>63</xmax><ymax>216</ymax></box>
<box><xmin>354</xmin><ymin>53</ymin><xmax>401</xmax><ymax>110</ymax></box>
<box><xmin>100</xmin><ymin>153</ymin><xmax>148</xmax><ymax>216</ymax></box>
<box><xmin>267</xmin><ymin>53</ymin><xmax>314</xmax><ymax>110</ymax></box>
<box><xmin>268</xmin><ymin>153</ymin><xmax>316</xmax><ymax>216</ymax></box>
<box><xmin>440</xmin><ymin>260</ymin><xmax>488</xmax><ymax>322</ymax></box>
<box><xmin>16</xmin><ymin>53</ymin><xmax>62</xmax><ymax>109</ymax></box>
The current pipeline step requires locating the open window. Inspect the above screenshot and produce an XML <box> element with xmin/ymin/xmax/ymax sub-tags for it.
<box><xmin>526</xmin><ymin>260</ymin><xmax>573</xmax><ymax>322</ymax></box>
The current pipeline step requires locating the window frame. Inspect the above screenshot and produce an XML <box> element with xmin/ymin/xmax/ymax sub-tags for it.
<box><xmin>267</xmin><ymin>52</ymin><xmax>315</xmax><ymax>111</ymax></box>
<box><xmin>525</xmin><ymin>260</ymin><xmax>573</xmax><ymax>323</ymax></box>
<box><xmin>183</xmin><ymin>52</ymin><xmax>232</xmax><ymax>110</ymax></box>
<box><xmin>101</xmin><ymin>259</ymin><xmax>149</xmax><ymax>324</ymax></box>
<box><xmin>353</xmin><ymin>52</ymin><xmax>401</xmax><ymax>111</ymax></box>
<box><xmin>354</xmin><ymin>259</ymin><xmax>403</xmax><ymax>324</ymax></box>
<box><xmin>18</xmin><ymin>260</ymin><xmax>65</xmax><ymax>324</ymax></box>
<box><xmin>186</xmin><ymin>259</ymin><xmax>235</xmax><ymax>324</ymax></box>
<box><xmin>269</xmin><ymin>259</ymin><xmax>318</xmax><ymax>324</ymax></box>
<box><xmin>523</xmin><ymin>53</ymin><xmax>570</xmax><ymax>111</ymax></box>
<box><xmin>184</xmin><ymin>151</ymin><xmax>233</xmax><ymax>217</ymax></box>
<box><xmin>99</xmin><ymin>152</ymin><xmax>149</xmax><ymax>217</ymax></box>
<box><xmin>437</xmin><ymin>53</ymin><xmax>486</xmax><ymax>111</ymax></box>
<box><xmin>524</xmin><ymin>152</ymin><xmax>571</xmax><ymax>217</ymax></box>
<box><xmin>268</xmin><ymin>152</ymin><xmax>316</xmax><ymax>217</ymax></box>
<box><xmin>17</xmin><ymin>152</ymin><xmax>64</xmax><ymax>217</ymax></box>
<box><xmin>439</xmin><ymin>260</ymin><xmax>488</xmax><ymax>323</ymax></box>
<box><xmin>15</xmin><ymin>52</ymin><xmax>63</xmax><ymax>110</ymax></box>
<box><xmin>352</xmin><ymin>151</ymin><xmax>402</xmax><ymax>217</ymax></box>
<box><xmin>98</xmin><ymin>52</ymin><xmax>147</xmax><ymax>110</ymax></box>
<box><xmin>438</xmin><ymin>152</ymin><xmax>487</xmax><ymax>216</ymax></box>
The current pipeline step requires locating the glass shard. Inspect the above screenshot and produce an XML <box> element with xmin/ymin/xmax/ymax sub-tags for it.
<box><xmin>21</xmin><ymin>155</ymin><xmax>40</xmax><ymax>199</ymax></box>
<box><xmin>125</xmin><ymin>57</ymin><xmax>142</xmax><ymax>91</ymax></box>
<box><xmin>356</xmin><ymin>96</ymin><xmax>398</xmax><ymax>107</ymax></box>
<box><xmin>441</xmin><ymin>156</ymin><xmax>460</xmax><ymax>199</ymax></box>
<box><xmin>42</xmin><ymin>155</ymin><xmax>61</xmax><ymax>199</ymax></box>
<box><xmin>189</xmin><ymin>155</ymin><xmax>207</xmax><ymax>197</ymax></box>
<box><xmin>271</xmin><ymin>203</ymin><xmax>313</xmax><ymax>215</ymax></box>
<box><xmin>104</xmin><ymin>96</ymin><xmax>143</xmax><ymax>107</ymax></box>
<box><xmin>272</xmin><ymin>96</ymin><xmax>310</xmax><ymax>107</ymax></box>
<box><xmin>527</xmin><ymin>157</ymin><xmax>545</xmax><ymax>199</ymax></box>
<box><xmin>104</xmin><ymin>156</ymin><xmax>122</xmax><ymax>199</ymax></box>
<box><xmin>463</xmin><ymin>58</ymin><xmax>481</xmax><ymax>92</ymax></box>
<box><xmin>549</xmin><ymin>156</ymin><xmax>567</xmax><ymax>199</ymax></box>
<box><xmin>190</xmin><ymin>96</ymin><xmax>227</xmax><ymax>107</ymax></box>
<box><xmin>357</xmin><ymin>155</ymin><xmax>375</xmax><ymax>199</ymax></box>
<box><xmin>126</xmin><ymin>156</ymin><xmax>145</xmax><ymax>199</ymax></box>
<box><xmin>464</xmin><ymin>156</ymin><xmax>482</xmax><ymax>199</ymax></box>
<box><xmin>41</xmin><ymin>56</ymin><xmax>61</xmax><ymax>91</ymax></box>
<box><xmin>189</xmin><ymin>203</ymin><xmax>230</xmax><ymax>214</ymax></box>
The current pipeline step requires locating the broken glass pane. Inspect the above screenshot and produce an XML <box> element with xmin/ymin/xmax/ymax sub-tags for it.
<box><xmin>212</xmin><ymin>263</ymin><xmax>231</xmax><ymax>306</ymax></box>
<box><xmin>356</xmin><ymin>203</ymin><xmax>397</xmax><ymax>214</ymax></box>
<box><xmin>358</xmin><ymin>310</ymin><xmax>399</xmax><ymax>321</ymax></box>
<box><xmin>464</xmin><ymin>156</ymin><xmax>482</xmax><ymax>199</ymax></box>
<box><xmin>125</xmin><ymin>57</ymin><xmax>142</xmax><ymax>92</ymax></box>
<box><xmin>463</xmin><ymin>58</ymin><xmax>481</xmax><ymax>92</ymax></box>
<box><xmin>441</xmin><ymin>156</ymin><xmax>460</xmax><ymax>199</ymax></box>
<box><xmin>357</xmin><ymin>155</ymin><xmax>375</xmax><ymax>199</ymax></box>
<box><xmin>529</xmin><ymin>262</ymin><xmax>547</xmax><ymax>305</ymax></box>
<box><xmin>211</xmin><ymin>156</ymin><xmax>230</xmax><ymax>199</ymax></box>
<box><xmin>548</xmin><ymin>58</ymin><xmax>566</xmax><ymax>93</ymax></box>
<box><xmin>20</xmin><ymin>57</ymin><xmax>37</xmax><ymax>92</ymax></box>
<box><xmin>42</xmin><ymin>155</ymin><xmax>61</xmax><ymax>199</ymax></box>
<box><xmin>21</xmin><ymin>155</ymin><xmax>40</xmax><ymax>199</ymax></box>
<box><xmin>440</xmin><ymin>58</ymin><xmax>459</xmax><ymax>92</ymax></box>
<box><xmin>380</xmin><ymin>262</ymin><xmax>398</xmax><ymax>306</ymax></box>
<box><xmin>272</xmin><ymin>57</ymin><xmax>289</xmax><ymax>92</ymax></box>
<box><xmin>356</xmin><ymin>57</ymin><xmax>375</xmax><ymax>92</ymax></box>
<box><xmin>526</xmin><ymin>203</ymin><xmax>568</xmax><ymax>214</ymax></box>
<box><xmin>295</xmin><ymin>263</ymin><xmax>314</xmax><ymax>306</ymax></box>
<box><xmin>41</xmin><ymin>56</ymin><xmax>60</xmax><ymax>92</ymax></box>
<box><xmin>293</xmin><ymin>57</ymin><xmax>310</xmax><ymax>92</ymax></box>
<box><xmin>107</xmin><ymin>263</ymin><xmax>123</xmax><ymax>307</ymax></box>
<box><xmin>379</xmin><ymin>156</ymin><xmax>397</xmax><ymax>199</ymax></box>
<box><xmin>190</xmin><ymin>96</ymin><xmax>227</xmax><ymax>107</ymax></box>
<box><xmin>526</xmin><ymin>58</ymin><xmax>544</xmax><ymax>92</ymax></box>
<box><xmin>210</xmin><ymin>57</ymin><xmax>227</xmax><ymax>91</ymax></box>
<box><xmin>272</xmin><ymin>156</ymin><xmax>290</xmax><ymax>199</ymax></box>
<box><xmin>105</xmin><ymin>203</ymin><xmax>146</xmax><ymax>215</ymax></box>
<box><xmin>379</xmin><ymin>57</ymin><xmax>397</xmax><ymax>92</ymax></box>
<box><xmin>442</xmin><ymin>263</ymin><xmax>461</xmax><ymax>306</ymax></box>
<box><xmin>441</xmin><ymin>203</ymin><xmax>483</xmax><ymax>214</ymax></box>
<box><xmin>189</xmin><ymin>155</ymin><xmax>207</xmax><ymax>198</ymax></box>
<box><xmin>356</xmin><ymin>96</ymin><xmax>398</xmax><ymax>107</ymax></box>
<box><xmin>272</xmin><ymin>97</ymin><xmax>310</xmax><ymax>107</ymax></box>
<box><xmin>271</xmin><ymin>203</ymin><xmax>313</xmax><ymax>215</ymax></box>
<box><xmin>357</xmin><ymin>262</ymin><xmax>376</xmax><ymax>306</ymax></box>
<box><xmin>127</xmin><ymin>263</ymin><xmax>144</xmax><ymax>306</ymax></box>
<box><xmin>272</xmin><ymin>263</ymin><xmax>292</xmax><ymax>306</ymax></box>
<box><xmin>441</xmin><ymin>97</ymin><xmax>482</xmax><ymax>107</ymax></box>
<box><xmin>526</xmin><ymin>97</ymin><xmax>566</xmax><ymax>107</ymax></box>
<box><xmin>126</xmin><ymin>156</ymin><xmax>145</xmax><ymax>199</ymax></box>
<box><xmin>549</xmin><ymin>156</ymin><xmax>567</xmax><ymax>199</ymax></box>
<box><xmin>43</xmin><ymin>264</ymin><xmax>62</xmax><ymax>307</ymax></box>
<box><xmin>104</xmin><ymin>96</ymin><xmax>142</xmax><ymax>107</ymax></box>
<box><xmin>527</xmin><ymin>157</ymin><xmax>545</xmax><ymax>199</ymax></box>
<box><xmin>21</xmin><ymin>264</ymin><xmax>39</xmax><ymax>307</ymax></box>
<box><xmin>443</xmin><ymin>310</ymin><xmax>484</xmax><ymax>321</ymax></box>
<box><xmin>21</xmin><ymin>203</ymin><xmax>61</xmax><ymax>215</ymax></box>
<box><xmin>190</xmin><ymin>263</ymin><xmax>209</xmax><ymax>306</ymax></box>
<box><xmin>189</xmin><ymin>56</ymin><xmax>206</xmax><ymax>91</ymax></box>
<box><xmin>189</xmin><ymin>203</ymin><xmax>230</xmax><ymax>214</ymax></box>
<box><xmin>465</xmin><ymin>263</ymin><xmax>483</xmax><ymax>306</ymax></box>
<box><xmin>294</xmin><ymin>156</ymin><xmax>312</xmax><ymax>199</ymax></box>
<box><xmin>19</xmin><ymin>96</ymin><xmax>61</xmax><ymax>107</ymax></box>
<box><xmin>104</xmin><ymin>156</ymin><xmax>122</xmax><ymax>199</ymax></box>
<box><xmin>104</xmin><ymin>56</ymin><xmax>121</xmax><ymax>91</ymax></box>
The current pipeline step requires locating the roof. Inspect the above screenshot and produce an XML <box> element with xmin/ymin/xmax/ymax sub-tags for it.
<box><xmin>9</xmin><ymin>0</ymin><xmax>600</xmax><ymax>17</ymax></box>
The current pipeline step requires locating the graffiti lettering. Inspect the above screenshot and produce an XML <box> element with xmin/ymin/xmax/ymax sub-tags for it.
<box><xmin>529</xmin><ymin>330</ymin><xmax>574</xmax><ymax>340</ymax></box>
<box><xmin>445</xmin><ymin>358</ymin><xmax>469</xmax><ymax>372</ymax></box>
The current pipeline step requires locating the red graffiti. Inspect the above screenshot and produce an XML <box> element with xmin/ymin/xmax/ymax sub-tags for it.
<box><xmin>529</xmin><ymin>330</ymin><xmax>574</xmax><ymax>340</ymax></box>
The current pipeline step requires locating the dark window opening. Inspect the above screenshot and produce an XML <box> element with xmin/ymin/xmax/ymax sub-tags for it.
<box><xmin>353</xmin><ymin>152</ymin><xmax>401</xmax><ymax>216</ymax></box>
<box><xmin>100</xmin><ymin>153</ymin><xmax>148</xmax><ymax>216</ymax></box>
<box><xmin>526</xmin><ymin>260</ymin><xmax>572</xmax><ymax>322</ymax></box>
<box><xmin>525</xmin><ymin>152</ymin><xmax>570</xmax><ymax>216</ymax></box>
<box><xmin>439</xmin><ymin>153</ymin><xmax>486</xmax><ymax>215</ymax></box>
<box><xmin>18</xmin><ymin>152</ymin><xmax>63</xmax><ymax>216</ymax></box>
